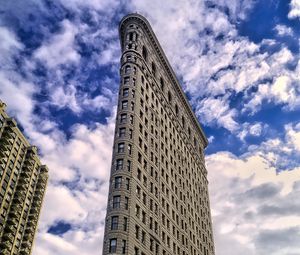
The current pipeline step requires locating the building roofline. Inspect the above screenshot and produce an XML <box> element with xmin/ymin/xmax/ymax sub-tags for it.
<box><xmin>119</xmin><ymin>13</ymin><xmax>208</xmax><ymax>148</ymax></box>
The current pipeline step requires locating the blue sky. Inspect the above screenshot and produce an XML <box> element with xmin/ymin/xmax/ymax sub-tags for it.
<box><xmin>0</xmin><ymin>0</ymin><xmax>300</xmax><ymax>254</ymax></box>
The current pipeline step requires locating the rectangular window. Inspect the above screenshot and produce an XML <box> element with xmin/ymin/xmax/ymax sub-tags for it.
<box><xmin>118</xmin><ymin>143</ymin><xmax>125</xmax><ymax>153</ymax></box>
<box><xmin>113</xmin><ymin>196</ymin><xmax>121</xmax><ymax>209</ymax></box>
<box><xmin>124</xmin><ymin>77</ymin><xmax>130</xmax><ymax>85</ymax></box>
<box><xmin>128</xmin><ymin>144</ymin><xmax>132</xmax><ymax>155</ymax></box>
<box><xmin>119</xmin><ymin>128</ymin><xmax>126</xmax><ymax>138</ymax></box>
<box><xmin>116</xmin><ymin>159</ymin><xmax>123</xmax><ymax>170</ymax></box>
<box><xmin>135</xmin><ymin>225</ymin><xmax>140</xmax><ymax>239</ymax></box>
<box><xmin>123</xmin><ymin>217</ymin><xmax>128</xmax><ymax>231</ymax></box>
<box><xmin>125</xmin><ymin>197</ymin><xmax>129</xmax><ymax>210</ymax></box>
<box><xmin>127</xmin><ymin>160</ymin><xmax>131</xmax><ymax>171</ymax></box>
<box><xmin>125</xmin><ymin>178</ymin><xmax>130</xmax><ymax>190</ymax></box>
<box><xmin>115</xmin><ymin>177</ymin><xmax>122</xmax><ymax>189</ymax></box>
<box><xmin>120</xmin><ymin>114</ymin><xmax>127</xmax><ymax>123</ymax></box>
<box><xmin>111</xmin><ymin>216</ymin><xmax>119</xmax><ymax>230</ymax></box>
<box><xmin>122</xmin><ymin>240</ymin><xmax>126</xmax><ymax>254</ymax></box>
<box><xmin>123</xmin><ymin>88</ymin><xmax>129</xmax><ymax>97</ymax></box>
<box><xmin>122</xmin><ymin>100</ymin><xmax>128</xmax><ymax>110</ymax></box>
<box><xmin>109</xmin><ymin>239</ymin><xmax>117</xmax><ymax>253</ymax></box>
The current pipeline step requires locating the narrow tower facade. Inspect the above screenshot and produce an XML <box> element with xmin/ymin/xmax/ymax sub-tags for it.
<box><xmin>0</xmin><ymin>101</ymin><xmax>48</xmax><ymax>255</ymax></box>
<box><xmin>102</xmin><ymin>14</ymin><xmax>215</xmax><ymax>255</ymax></box>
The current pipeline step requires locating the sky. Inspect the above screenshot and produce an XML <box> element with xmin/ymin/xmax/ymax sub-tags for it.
<box><xmin>0</xmin><ymin>0</ymin><xmax>300</xmax><ymax>254</ymax></box>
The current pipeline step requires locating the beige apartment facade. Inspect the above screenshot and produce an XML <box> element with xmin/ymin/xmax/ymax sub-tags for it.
<box><xmin>0</xmin><ymin>101</ymin><xmax>48</xmax><ymax>255</ymax></box>
<box><xmin>102</xmin><ymin>14</ymin><xmax>215</xmax><ymax>255</ymax></box>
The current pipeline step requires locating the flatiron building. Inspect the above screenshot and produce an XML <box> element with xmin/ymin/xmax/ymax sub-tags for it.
<box><xmin>0</xmin><ymin>101</ymin><xmax>48</xmax><ymax>255</ymax></box>
<box><xmin>102</xmin><ymin>14</ymin><xmax>215</xmax><ymax>255</ymax></box>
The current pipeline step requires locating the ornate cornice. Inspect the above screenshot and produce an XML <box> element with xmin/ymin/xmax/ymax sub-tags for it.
<box><xmin>119</xmin><ymin>13</ymin><xmax>208</xmax><ymax>148</ymax></box>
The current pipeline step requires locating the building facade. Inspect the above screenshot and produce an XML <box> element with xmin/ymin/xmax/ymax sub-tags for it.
<box><xmin>0</xmin><ymin>101</ymin><xmax>48</xmax><ymax>255</ymax></box>
<box><xmin>102</xmin><ymin>14</ymin><xmax>215</xmax><ymax>255</ymax></box>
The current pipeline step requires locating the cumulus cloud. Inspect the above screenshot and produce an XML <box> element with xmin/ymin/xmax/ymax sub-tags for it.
<box><xmin>208</xmin><ymin>147</ymin><xmax>300</xmax><ymax>255</ymax></box>
<box><xmin>34</xmin><ymin>20</ymin><xmax>80</xmax><ymax>68</ymax></box>
<box><xmin>274</xmin><ymin>24</ymin><xmax>294</xmax><ymax>36</ymax></box>
<box><xmin>288</xmin><ymin>0</ymin><xmax>300</xmax><ymax>19</ymax></box>
<box><xmin>196</xmin><ymin>96</ymin><xmax>239</xmax><ymax>132</ymax></box>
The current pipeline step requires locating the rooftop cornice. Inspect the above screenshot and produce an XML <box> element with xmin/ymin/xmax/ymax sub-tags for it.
<box><xmin>119</xmin><ymin>13</ymin><xmax>208</xmax><ymax>148</ymax></box>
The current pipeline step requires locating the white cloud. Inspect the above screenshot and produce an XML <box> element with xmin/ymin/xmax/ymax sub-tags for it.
<box><xmin>34</xmin><ymin>20</ymin><xmax>80</xmax><ymax>68</ymax></box>
<box><xmin>288</xmin><ymin>0</ymin><xmax>300</xmax><ymax>19</ymax></box>
<box><xmin>196</xmin><ymin>96</ymin><xmax>239</xmax><ymax>132</ymax></box>
<box><xmin>208</xmin><ymin>148</ymin><xmax>300</xmax><ymax>255</ymax></box>
<box><xmin>238</xmin><ymin>122</ymin><xmax>264</xmax><ymax>141</ymax></box>
<box><xmin>274</xmin><ymin>24</ymin><xmax>294</xmax><ymax>36</ymax></box>
<box><xmin>0</xmin><ymin>26</ymin><xmax>23</xmax><ymax>68</ymax></box>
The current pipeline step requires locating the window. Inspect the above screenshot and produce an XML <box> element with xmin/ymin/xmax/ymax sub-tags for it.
<box><xmin>115</xmin><ymin>177</ymin><xmax>122</xmax><ymax>189</ymax></box>
<box><xmin>120</xmin><ymin>114</ymin><xmax>127</xmax><ymax>123</ymax></box>
<box><xmin>124</xmin><ymin>77</ymin><xmax>130</xmax><ymax>85</ymax></box>
<box><xmin>168</xmin><ymin>91</ymin><xmax>172</xmax><ymax>102</ymax></box>
<box><xmin>113</xmin><ymin>196</ymin><xmax>121</xmax><ymax>208</ymax></box>
<box><xmin>128</xmin><ymin>144</ymin><xmax>132</xmax><ymax>155</ymax></box>
<box><xmin>123</xmin><ymin>88</ymin><xmax>129</xmax><ymax>97</ymax></box>
<box><xmin>118</xmin><ymin>143</ymin><xmax>125</xmax><ymax>153</ymax></box>
<box><xmin>125</xmin><ymin>197</ymin><xmax>129</xmax><ymax>210</ymax></box>
<box><xmin>152</xmin><ymin>62</ymin><xmax>156</xmax><ymax>76</ymax></box>
<box><xmin>116</xmin><ymin>159</ymin><xmax>123</xmax><ymax>170</ymax></box>
<box><xmin>160</xmin><ymin>77</ymin><xmax>164</xmax><ymax>91</ymax></box>
<box><xmin>111</xmin><ymin>216</ymin><xmax>119</xmax><ymax>230</ymax></box>
<box><xmin>125</xmin><ymin>178</ymin><xmax>130</xmax><ymax>190</ymax></box>
<box><xmin>119</xmin><ymin>128</ymin><xmax>126</xmax><ymax>138</ymax></box>
<box><xmin>136</xmin><ymin>185</ymin><xmax>141</xmax><ymax>198</ymax></box>
<box><xmin>135</xmin><ymin>225</ymin><xmax>140</xmax><ymax>239</ymax></box>
<box><xmin>122</xmin><ymin>101</ymin><xmax>128</xmax><ymax>110</ymax></box>
<box><xmin>142</xmin><ymin>46</ymin><xmax>148</xmax><ymax>61</ymax></box>
<box><xmin>109</xmin><ymin>239</ymin><xmax>117</xmax><ymax>253</ymax></box>
<box><xmin>141</xmin><ymin>231</ymin><xmax>146</xmax><ymax>244</ymax></box>
<box><xmin>125</xmin><ymin>65</ymin><xmax>131</xmax><ymax>74</ymax></box>
<box><xmin>127</xmin><ymin>160</ymin><xmax>131</xmax><ymax>171</ymax></box>
<box><xmin>135</xmin><ymin>247</ymin><xmax>139</xmax><ymax>255</ymax></box>
<box><xmin>122</xmin><ymin>240</ymin><xmax>126</xmax><ymax>254</ymax></box>
<box><xmin>175</xmin><ymin>104</ymin><xmax>179</xmax><ymax>115</ymax></box>
<box><xmin>123</xmin><ymin>217</ymin><xmax>128</xmax><ymax>231</ymax></box>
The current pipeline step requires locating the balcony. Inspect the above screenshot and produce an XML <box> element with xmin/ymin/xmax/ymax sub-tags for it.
<box><xmin>7</xmin><ymin>217</ymin><xmax>19</xmax><ymax>226</ymax></box>
<box><xmin>5</xmin><ymin>224</ymin><xmax>16</xmax><ymax>234</ymax></box>
<box><xmin>18</xmin><ymin>177</ymin><xmax>30</xmax><ymax>185</ymax></box>
<box><xmin>28</xmin><ymin>214</ymin><xmax>38</xmax><ymax>220</ymax></box>
<box><xmin>24</xmin><ymin>158</ymin><xmax>35</xmax><ymax>167</ymax></box>
<box><xmin>9</xmin><ymin>209</ymin><xmax>21</xmax><ymax>218</ymax></box>
<box><xmin>10</xmin><ymin>204</ymin><xmax>22</xmax><ymax>213</ymax></box>
<box><xmin>20</xmin><ymin>247</ymin><xmax>31</xmax><ymax>254</ymax></box>
<box><xmin>23</xmin><ymin>233</ymin><xmax>34</xmax><ymax>242</ymax></box>
<box><xmin>21</xmin><ymin>241</ymin><xmax>32</xmax><ymax>248</ymax></box>
<box><xmin>1</xmin><ymin>249</ymin><xmax>11</xmax><ymax>255</ymax></box>
<box><xmin>2</xmin><ymin>233</ymin><xmax>14</xmax><ymax>242</ymax></box>
<box><xmin>30</xmin><ymin>207</ymin><xmax>39</xmax><ymax>214</ymax></box>
<box><xmin>0</xmin><ymin>240</ymin><xmax>13</xmax><ymax>249</ymax></box>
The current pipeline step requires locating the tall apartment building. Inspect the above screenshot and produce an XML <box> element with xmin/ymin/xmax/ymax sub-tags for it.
<box><xmin>102</xmin><ymin>14</ymin><xmax>215</xmax><ymax>255</ymax></box>
<box><xmin>0</xmin><ymin>101</ymin><xmax>48</xmax><ymax>255</ymax></box>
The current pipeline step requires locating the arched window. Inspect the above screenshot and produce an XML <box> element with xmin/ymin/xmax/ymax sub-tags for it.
<box><xmin>160</xmin><ymin>78</ymin><xmax>164</xmax><ymax>91</ymax></box>
<box><xmin>152</xmin><ymin>62</ymin><xmax>156</xmax><ymax>76</ymax></box>
<box><xmin>142</xmin><ymin>46</ymin><xmax>148</xmax><ymax>61</ymax></box>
